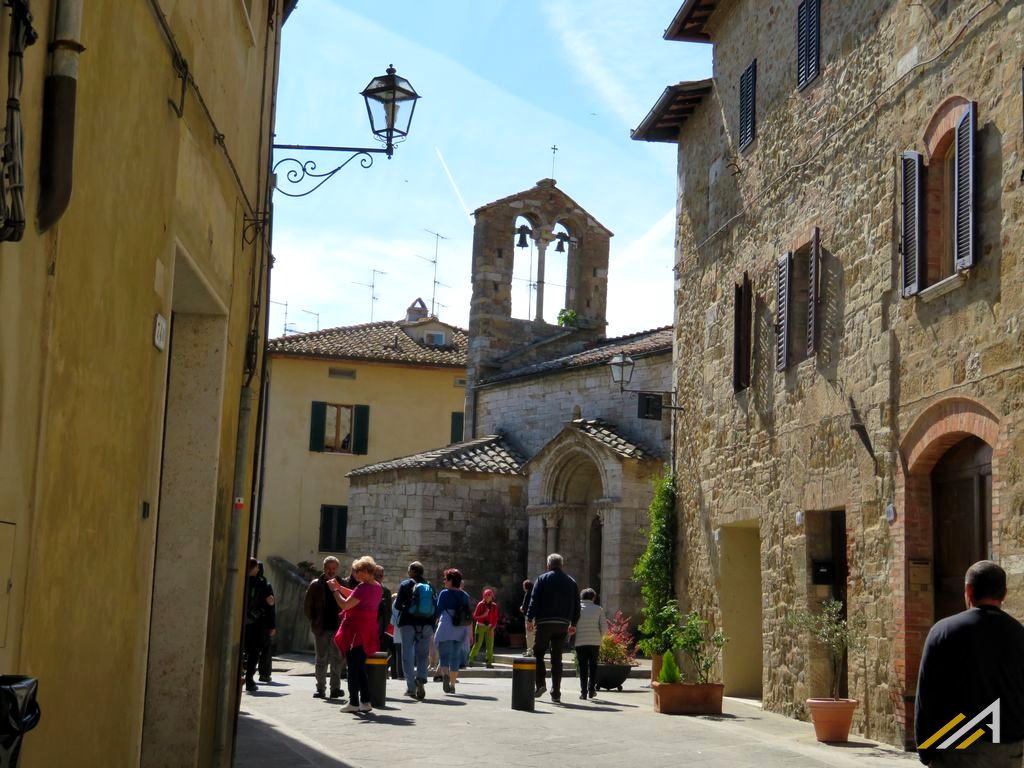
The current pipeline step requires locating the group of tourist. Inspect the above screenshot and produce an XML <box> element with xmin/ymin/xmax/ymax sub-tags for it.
<box><xmin>294</xmin><ymin>551</ymin><xmax>604</xmax><ymax>713</ymax></box>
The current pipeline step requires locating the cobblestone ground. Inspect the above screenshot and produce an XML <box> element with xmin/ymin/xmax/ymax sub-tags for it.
<box><xmin>235</xmin><ymin>655</ymin><xmax>916</xmax><ymax>768</ymax></box>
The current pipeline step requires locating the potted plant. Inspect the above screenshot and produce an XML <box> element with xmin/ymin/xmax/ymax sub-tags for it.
<box><xmin>633</xmin><ymin>470</ymin><xmax>675</xmax><ymax>680</ymax></box>
<box><xmin>595</xmin><ymin>611</ymin><xmax>637</xmax><ymax>691</ymax></box>
<box><xmin>788</xmin><ymin>598</ymin><xmax>861</xmax><ymax>742</ymax></box>
<box><xmin>651</xmin><ymin>606</ymin><xmax>727</xmax><ymax>715</ymax></box>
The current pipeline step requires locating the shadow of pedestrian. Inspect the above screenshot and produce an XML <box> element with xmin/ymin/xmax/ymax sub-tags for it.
<box><xmin>449</xmin><ymin>693</ymin><xmax>498</xmax><ymax>701</ymax></box>
<box><xmin>236</xmin><ymin>712</ymin><xmax>356</xmax><ymax>767</ymax></box>
<box><xmin>414</xmin><ymin>698</ymin><xmax>467</xmax><ymax>706</ymax></box>
<box><xmin>245</xmin><ymin>690</ymin><xmax>287</xmax><ymax>698</ymax></box>
<box><xmin>354</xmin><ymin>713</ymin><xmax>415</xmax><ymax>726</ymax></box>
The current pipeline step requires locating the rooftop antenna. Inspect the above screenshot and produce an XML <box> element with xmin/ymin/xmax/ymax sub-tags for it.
<box><xmin>300</xmin><ymin>309</ymin><xmax>320</xmax><ymax>332</ymax></box>
<box><xmin>422</xmin><ymin>229</ymin><xmax>449</xmax><ymax>316</ymax></box>
<box><xmin>269</xmin><ymin>298</ymin><xmax>289</xmax><ymax>335</ymax></box>
<box><xmin>352</xmin><ymin>269</ymin><xmax>386</xmax><ymax>322</ymax></box>
<box><xmin>550</xmin><ymin>144</ymin><xmax>558</xmax><ymax>179</ymax></box>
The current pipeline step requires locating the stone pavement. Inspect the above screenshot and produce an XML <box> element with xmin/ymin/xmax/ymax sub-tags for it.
<box><xmin>235</xmin><ymin>655</ymin><xmax>917</xmax><ymax>768</ymax></box>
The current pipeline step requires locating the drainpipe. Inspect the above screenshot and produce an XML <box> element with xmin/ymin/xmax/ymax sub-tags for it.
<box><xmin>39</xmin><ymin>0</ymin><xmax>83</xmax><ymax>231</ymax></box>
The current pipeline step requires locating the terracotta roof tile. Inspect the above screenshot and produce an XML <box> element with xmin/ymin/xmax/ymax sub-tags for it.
<box><xmin>267</xmin><ymin>320</ymin><xmax>467</xmax><ymax>367</ymax></box>
<box><xmin>571</xmin><ymin>419</ymin><xmax>656</xmax><ymax>460</ymax></box>
<box><xmin>479</xmin><ymin>326</ymin><xmax>672</xmax><ymax>386</ymax></box>
<box><xmin>347</xmin><ymin>435</ymin><xmax>526</xmax><ymax>478</ymax></box>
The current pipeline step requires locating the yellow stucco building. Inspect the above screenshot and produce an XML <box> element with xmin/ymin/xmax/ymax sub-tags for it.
<box><xmin>0</xmin><ymin>1</ymin><xmax>289</xmax><ymax>764</ymax></box>
<box><xmin>258</xmin><ymin>300</ymin><xmax>468</xmax><ymax>569</ymax></box>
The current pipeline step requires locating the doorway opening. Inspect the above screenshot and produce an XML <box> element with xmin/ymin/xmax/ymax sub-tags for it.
<box><xmin>718</xmin><ymin>521</ymin><xmax>763</xmax><ymax>698</ymax></box>
<box><xmin>932</xmin><ymin>436</ymin><xmax>992</xmax><ymax>622</ymax></box>
<box><xmin>805</xmin><ymin>509</ymin><xmax>848</xmax><ymax>699</ymax></box>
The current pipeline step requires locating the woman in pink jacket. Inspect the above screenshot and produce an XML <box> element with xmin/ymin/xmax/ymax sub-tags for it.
<box><xmin>330</xmin><ymin>555</ymin><xmax>383</xmax><ymax>713</ymax></box>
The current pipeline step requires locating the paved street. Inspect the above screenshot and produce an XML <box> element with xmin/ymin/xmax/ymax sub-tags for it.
<box><xmin>235</xmin><ymin>655</ymin><xmax>916</xmax><ymax>768</ymax></box>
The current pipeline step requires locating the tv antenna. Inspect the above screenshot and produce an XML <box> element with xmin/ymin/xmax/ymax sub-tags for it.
<box><xmin>269</xmin><ymin>299</ymin><xmax>290</xmax><ymax>335</ymax></box>
<box><xmin>352</xmin><ymin>269</ymin><xmax>386</xmax><ymax>322</ymax></box>
<box><xmin>300</xmin><ymin>309</ymin><xmax>320</xmax><ymax>332</ymax></box>
<box><xmin>421</xmin><ymin>229</ymin><xmax>449</xmax><ymax>316</ymax></box>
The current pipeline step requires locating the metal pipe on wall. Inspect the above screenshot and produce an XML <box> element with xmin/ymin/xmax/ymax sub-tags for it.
<box><xmin>38</xmin><ymin>0</ymin><xmax>84</xmax><ymax>230</ymax></box>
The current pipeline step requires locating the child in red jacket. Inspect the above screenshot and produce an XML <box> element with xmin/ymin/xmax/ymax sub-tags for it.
<box><xmin>469</xmin><ymin>588</ymin><xmax>499</xmax><ymax>668</ymax></box>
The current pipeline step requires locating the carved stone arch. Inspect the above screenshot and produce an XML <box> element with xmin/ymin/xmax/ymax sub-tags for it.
<box><xmin>542</xmin><ymin>443</ymin><xmax>612</xmax><ymax>504</ymax></box>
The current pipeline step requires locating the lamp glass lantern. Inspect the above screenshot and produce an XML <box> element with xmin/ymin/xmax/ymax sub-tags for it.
<box><xmin>361</xmin><ymin>65</ymin><xmax>420</xmax><ymax>156</ymax></box>
<box><xmin>609</xmin><ymin>353</ymin><xmax>635</xmax><ymax>388</ymax></box>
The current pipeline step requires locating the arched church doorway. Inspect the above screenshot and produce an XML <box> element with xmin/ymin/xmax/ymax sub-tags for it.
<box><xmin>932</xmin><ymin>436</ymin><xmax>992</xmax><ymax>621</ymax></box>
<box><xmin>551</xmin><ymin>453</ymin><xmax>604</xmax><ymax>596</ymax></box>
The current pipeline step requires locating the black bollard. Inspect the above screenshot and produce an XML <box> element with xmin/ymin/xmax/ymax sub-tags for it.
<box><xmin>511</xmin><ymin>656</ymin><xmax>535</xmax><ymax>712</ymax></box>
<box><xmin>0</xmin><ymin>676</ymin><xmax>40</xmax><ymax>768</ymax></box>
<box><xmin>366</xmin><ymin>652</ymin><xmax>390</xmax><ymax>708</ymax></box>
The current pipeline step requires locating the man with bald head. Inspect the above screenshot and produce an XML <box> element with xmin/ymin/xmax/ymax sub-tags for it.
<box><xmin>915</xmin><ymin>560</ymin><xmax>1024</xmax><ymax>766</ymax></box>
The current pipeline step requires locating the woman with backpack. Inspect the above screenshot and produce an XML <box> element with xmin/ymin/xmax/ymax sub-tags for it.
<box><xmin>434</xmin><ymin>568</ymin><xmax>471</xmax><ymax>693</ymax></box>
<box><xmin>469</xmin><ymin>588</ymin><xmax>499</xmax><ymax>668</ymax></box>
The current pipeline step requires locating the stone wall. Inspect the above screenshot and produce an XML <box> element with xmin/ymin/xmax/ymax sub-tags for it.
<box><xmin>475</xmin><ymin>354</ymin><xmax>672</xmax><ymax>457</ymax></box>
<box><xmin>669</xmin><ymin>0</ymin><xmax>1022</xmax><ymax>748</ymax></box>
<box><xmin>347</xmin><ymin>469</ymin><xmax>528</xmax><ymax>606</ymax></box>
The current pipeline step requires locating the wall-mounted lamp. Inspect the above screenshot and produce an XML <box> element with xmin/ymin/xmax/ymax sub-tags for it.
<box><xmin>609</xmin><ymin>353</ymin><xmax>683</xmax><ymax>421</ymax></box>
<box><xmin>795</xmin><ymin>510</ymin><xmax>805</xmax><ymax>527</ymax></box>
<box><xmin>270</xmin><ymin>64</ymin><xmax>420</xmax><ymax>198</ymax></box>
<box><xmin>885</xmin><ymin>503</ymin><xmax>897</xmax><ymax>524</ymax></box>
<box><xmin>713</xmin><ymin>528</ymin><xmax>721</xmax><ymax>545</ymax></box>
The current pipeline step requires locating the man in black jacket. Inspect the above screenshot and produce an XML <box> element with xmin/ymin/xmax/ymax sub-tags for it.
<box><xmin>526</xmin><ymin>553</ymin><xmax>580</xmax><ymax>702</ymax></box>
<box><xmin>303</xmin><ymin>556</ymin><xmax>345</xmax><ymax>700</ymax></box>
<box><xmin>915</xmin><ymin>560</ymin><xmax>1024</xmax><ymax>766</ymax></box>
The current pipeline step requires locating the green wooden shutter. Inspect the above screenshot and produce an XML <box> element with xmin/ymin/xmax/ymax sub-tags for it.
<box><xmin>953</xmin><ymin>102</ymin><xmax>977</xmax><ymax>272</ymax></box>
<box><xmin>450</xmin><ymin>412</ymin><xmax>464</xmax><ymax>444</ymax></box>
<box><xmin>901</xmin><ymin>151</ymin><xmax>924</xmax><ymax>297</ymax></box>
<box><xmin>352</xmin><ymin>405</ymin><xmax>370</xmax><ymax>455</ymax></box>
<box><xmin>309</xmin><ymin>401</ymin><xmax>326</xmax><ymax>452</ymax></box>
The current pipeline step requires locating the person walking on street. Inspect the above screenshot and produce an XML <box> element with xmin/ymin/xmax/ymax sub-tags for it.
<box><xmin>389</xmin><ymin>595</ymin><xmax>403</xmax><ymax>679</ymax></box>
<box><xmin>394</xmin><ymin>561</ymin><xmax>436</xmax><ymax>700</ymax></box>
<box><xmin>574</xmin><ymin>588</ymin><xmax>607</xmax><ymax>699</ymax></box>
<box><xmin>916</xmin><ymin>560</ymin><xmax>1024</xmax><ymax>767</ymax></box>
<box><xmin>303</xmin><ymin>556</ymin><xmax>345</xmax><ymax>700</ymax></box>
<box><xmin>469</xmin><ymin>588</ymin><xmax>499</xmax><ymax>668</ymax></box>
<box><xmin>526</xmin><ymin>553</ymin><xmax>580</xmax><ymax>703</ymax></box>
<box><xmin>374</xmin><ymin>565</ymin><xmax>394</xmax><ymax>675</ymax></box>
<box><xmin>256</xmin><ymin>562</ymin><xmax>277</xmax><ymax>683</ymax></box>
<box><xmin>243</xmin><ymin>559</ymin><xmax>276</xmax><ymax>693</ymax></box>
<box><xmin>331</xmin><ymin>556</ymin><xmax>384</xmax><ymax>714</ymax></box>
<box><xmin>520</xmin><ymin>579</ymin><xmax>534</xmax><ymax>656</ymax></box>
<box><xmin>435</xmin><ymin>568</ymin><xmax>472</xmax><ymax>694</ymax></box>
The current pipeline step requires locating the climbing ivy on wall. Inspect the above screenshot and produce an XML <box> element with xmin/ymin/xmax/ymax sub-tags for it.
<box><xmin>633</xmin><ymin>467</ymin><xmax>676</xmax><ymax>651</ymax></box>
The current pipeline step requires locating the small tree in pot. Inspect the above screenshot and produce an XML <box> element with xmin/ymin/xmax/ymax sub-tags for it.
<box><xmin>633</xmin><ymin>470</ymin><xmax>675</xmax><ymax>680</ymax></box>
<box><xmin>788</xmin><ymin>598</ymin><xmax>863</xmax><ymax>742</ymax></box>
<box><xmin>595</xmin><ymin>611</ymin><xmax>637</xmax><ymax>691</ymax></box>
<box><xmin>650</xmin><ymin>603</ymin><xmax>728</xmax><ymax>715</ymax></box>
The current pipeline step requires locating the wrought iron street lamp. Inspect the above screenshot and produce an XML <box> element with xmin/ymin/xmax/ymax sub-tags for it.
<box><xmin>272</xmin><ymin>64</ymin><xmax>420</xmax><ymax>198</ymax></box>
<box><xmin>608</xmin><ymin>353</ymin><xmax>682</xmax><ymax>419</ymax></box>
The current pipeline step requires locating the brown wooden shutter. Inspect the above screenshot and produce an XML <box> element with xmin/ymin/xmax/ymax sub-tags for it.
<box><xmin>352</xmin><ymin>404</ymin><xmax>370</xmax><ymax>455</ymax></box>
<box><xmin>734</xmin><ymin>272</ymin><xmax>752</xmax><ymax>391</ymax></box>
<box><xmin>953</xmin><ymin>102</ymin><xmax>977</xmax><ymax>272</ymax></box>
<box><xmin>776</xmin><ymin>253</ymin><xmax>792</xmax><ymax>372</ymax></box>
<box><xmin>900</xmin><ymin>151</ymin><xmax>924</xmax><ymax>297</ymax></box>
<box><xmin>807</xmin><ymin>227</ymin><xmax>820</xmax><ymax>356</ymax></box>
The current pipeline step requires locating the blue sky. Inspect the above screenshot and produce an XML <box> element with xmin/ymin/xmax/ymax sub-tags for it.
<box><xmin>269</xmin><ymin>0</ymin><xmax>711</xmax><ymax>338</ymax></box>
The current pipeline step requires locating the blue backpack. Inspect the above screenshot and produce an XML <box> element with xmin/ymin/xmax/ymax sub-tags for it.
<box><xmin>409</xmin><ymin>581</ymin><xmax>435</xmax><ymax>618</ymax></box>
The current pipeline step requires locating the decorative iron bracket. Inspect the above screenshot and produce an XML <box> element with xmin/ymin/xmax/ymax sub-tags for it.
<box><xmin>271</xmin><ymin>143</ymin><xmax>390</xmax><ymax>198</ymax></box>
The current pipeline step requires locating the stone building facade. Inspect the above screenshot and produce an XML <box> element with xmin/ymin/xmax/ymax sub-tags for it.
<box><xmin>348</xmin><ymin>180</ymin><xmax>674</xmax><ymax>621</ymax></box>
<box><xmin>634</xmin><ymin>0</ymin><xmax>1023</xmax><ymax>748</ymax></box>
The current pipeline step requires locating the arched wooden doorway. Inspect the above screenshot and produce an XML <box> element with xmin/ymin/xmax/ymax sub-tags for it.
<box><xmin>932</xmin><ymin>436</ymin><xmax>992</xmax><ymax>621</ymax></box>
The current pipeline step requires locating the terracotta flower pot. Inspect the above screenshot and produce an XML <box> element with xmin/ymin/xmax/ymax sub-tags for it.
<box><xmin>806</xmin><ymin>698</ymin><xmax>859</xmax><ymax>742</ymax></box>
<box><xmin>652</xmin><ymin>681</ymin><xmax>724</xmax><ymax>715</ymax></box>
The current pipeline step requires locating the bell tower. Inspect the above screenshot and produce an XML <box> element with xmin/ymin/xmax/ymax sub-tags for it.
<box><xmin>464</xmin><ymin>178</ymin><xmax>612</xmax><ymax>438</ymax></box>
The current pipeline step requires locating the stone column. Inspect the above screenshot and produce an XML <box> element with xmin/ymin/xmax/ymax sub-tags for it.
<box><xmin>534</xmin><ymin>236</ymin><xmax>549</xmax><ymax>323</ymax></box>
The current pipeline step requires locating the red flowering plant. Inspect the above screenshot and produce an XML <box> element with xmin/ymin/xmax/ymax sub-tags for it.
<box><xmin>599</xmin><ymin>611</ymin><xmax>638</xmax><ymax>666</ymax></box>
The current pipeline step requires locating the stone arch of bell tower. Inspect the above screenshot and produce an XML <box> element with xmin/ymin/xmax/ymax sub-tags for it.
<box><xmin>465</xmin><ymin>179</ymin><xmax>613</xmax><ymax>438</ymax></box>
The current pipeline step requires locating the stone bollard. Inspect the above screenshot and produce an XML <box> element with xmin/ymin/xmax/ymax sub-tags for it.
<box><xmin>511</xmin><ymin>656</ymin><xmax>535</xmax><ymax>712</ymax></box>
<box><xmin>366</xmin><ymin>652</ymin><xmax>390</xmax><ymax>708</ymax></box>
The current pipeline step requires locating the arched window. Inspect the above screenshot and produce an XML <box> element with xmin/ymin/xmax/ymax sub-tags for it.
<box><xmin>544</xmin><ymin>221</ymin><xmax>572</xmax><ymax>325</ymax></box>
<box><xmin>900</xmin><ymin>98</ymin><xmax>977</xmax><ymax>297</ymax></box>
<box><xmin>511</xmin><ymin>215</ymin><xmax>536</xmax><ymax>320</ymax></box>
